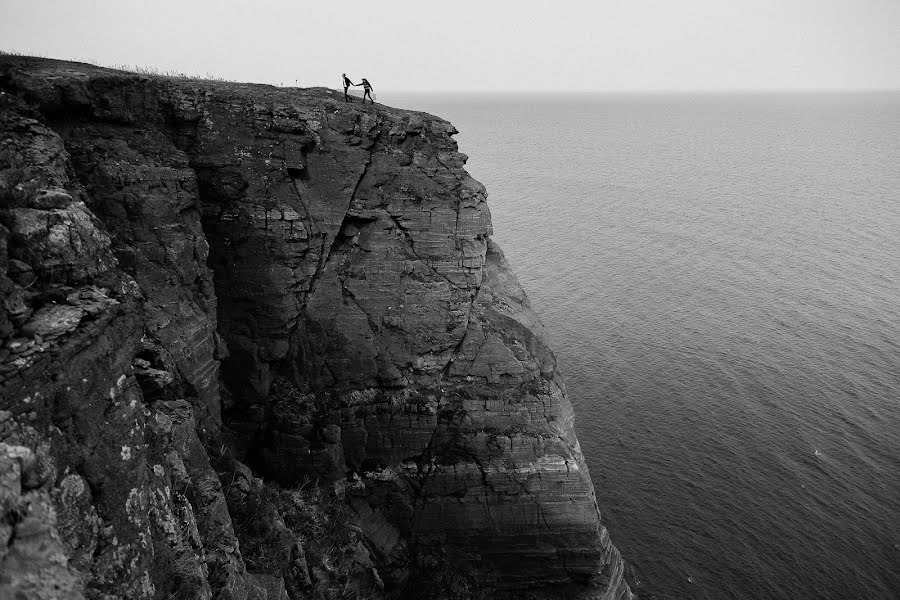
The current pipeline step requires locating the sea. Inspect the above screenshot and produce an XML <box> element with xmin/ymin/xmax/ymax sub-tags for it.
<box><xmin>391</xmin><ymin>92</ymin><xmax>900</xmax><ymax>600</ymax></box>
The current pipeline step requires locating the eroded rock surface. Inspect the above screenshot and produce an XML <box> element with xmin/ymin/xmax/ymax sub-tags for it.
<box><xmin>0</xmin><ymin>56</ymin><xmax>632</xmax><ymax>599</ymax></box>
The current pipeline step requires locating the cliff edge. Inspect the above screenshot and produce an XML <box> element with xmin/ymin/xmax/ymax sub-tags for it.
<box><xmin>0</xmin><ymin>56</ymin><xmax>632</xmax><ymax>600</ymax></box>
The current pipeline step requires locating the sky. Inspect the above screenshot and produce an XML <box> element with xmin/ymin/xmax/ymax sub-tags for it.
<box><xmin>1</xmin><ymin>0</ymin><xmax>898</xmax><ymax>92</ymax></box>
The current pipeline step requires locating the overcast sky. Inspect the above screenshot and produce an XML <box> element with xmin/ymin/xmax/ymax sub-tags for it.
<box><xmin>2</xmin><ymin>0</ymin><xmax>898</xmax><ymax>92</ymax></box>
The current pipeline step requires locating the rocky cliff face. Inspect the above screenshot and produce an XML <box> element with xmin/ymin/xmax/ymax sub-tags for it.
<box><xmin>0</xmin><ymin>56</ymin><xmax>633</xmax><ymax>600</ymax></box>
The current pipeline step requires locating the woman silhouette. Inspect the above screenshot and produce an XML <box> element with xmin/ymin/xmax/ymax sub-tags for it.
<box><xmin>359</xmin><ymin>78</ymin><xmax>374</xmax><ymax>104</ymax></box>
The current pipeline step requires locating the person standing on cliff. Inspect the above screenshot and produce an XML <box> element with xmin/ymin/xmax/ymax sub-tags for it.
<box><xmin>342</xmin><ymin>73</ymin><xmax>356</xmax><ymax>102</ymax></box>
<box><xmin>358</xmin><ymin>77</ymin><xmax>374</xmax><ymax>104</ymax></box>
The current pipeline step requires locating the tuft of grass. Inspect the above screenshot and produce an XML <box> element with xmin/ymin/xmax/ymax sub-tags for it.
<box><xmin>0</xmin><ymin>49</ymin><xmax>47</xmax><ymax>58</ymax></box>
<box><xmin>222</xmin><ymin>469</ymin><xmax>383</xmax><ymax>600</ymax></box>
<box><xmin>103</xmin><ymin>63</ymin><xmax>232</xmax><ymax>82</ymax></box>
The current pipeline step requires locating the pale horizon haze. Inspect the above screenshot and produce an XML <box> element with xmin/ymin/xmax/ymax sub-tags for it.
<box><xmin>1</xmin><ymin>0</ymin><xmax>898</xmax><ymax>93</ymax></box>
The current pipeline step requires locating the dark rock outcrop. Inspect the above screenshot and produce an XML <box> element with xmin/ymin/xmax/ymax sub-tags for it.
<box><xmin>0</xmin><ymin>56</ymin><xmax>632</xmax><ymax>599</ymax></box>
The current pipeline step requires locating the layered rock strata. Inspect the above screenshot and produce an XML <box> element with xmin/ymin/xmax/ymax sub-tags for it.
<box><xmin>0</xmin><ymin>56</ymin><xmax>632</xmax><ymax>599</ymax></box>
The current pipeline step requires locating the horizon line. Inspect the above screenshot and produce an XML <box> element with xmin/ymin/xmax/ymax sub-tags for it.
<box><xmin>382</xmin><ymin>87</ymin><xmax>900</xmax><ymax>95</ymax></box>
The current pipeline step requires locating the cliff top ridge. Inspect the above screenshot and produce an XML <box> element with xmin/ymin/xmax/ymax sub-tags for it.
<box><xmin>0</xmin><ymin>53</ymin><xmax>451</xmax><ymax>128</ymax></box>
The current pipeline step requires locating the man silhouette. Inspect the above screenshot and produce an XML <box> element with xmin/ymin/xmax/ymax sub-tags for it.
<box><xmin>342</xmin><ymin>73</ymin><xmax>356</xmax><ymax>102</ymax></box>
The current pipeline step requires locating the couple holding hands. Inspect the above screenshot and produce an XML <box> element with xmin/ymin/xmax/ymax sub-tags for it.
<box><xmin>342</xmin><ymin>73</ymin><xmax>374</xmax><ymax>104</ymax></box>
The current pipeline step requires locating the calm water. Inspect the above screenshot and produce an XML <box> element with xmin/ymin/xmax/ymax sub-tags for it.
<box><xmin>392</xmin><ymin>92</ymin><xmax>900</xmax><ymax>599</ymax></box>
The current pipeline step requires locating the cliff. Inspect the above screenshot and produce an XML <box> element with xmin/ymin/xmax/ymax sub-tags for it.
<box><xmin>0</xmin><ymin>55</ymin><xmax>632</xmax><ymax>600</ymax></box>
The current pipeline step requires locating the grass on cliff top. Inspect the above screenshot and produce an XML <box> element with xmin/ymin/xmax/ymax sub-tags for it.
<box><xmin>1</xmin><ymin>49</ymin><xmax>233</xmax><ymax>83</ymax></box>
<box><xmin>1</xmin><ymin>50</ymin><xmax>315</xmax><ymax>87</ymax></box>
<box><xmin>104</xmin><ymin>63</ymin><xmax>233</xmax><ymax>82</ymax></box>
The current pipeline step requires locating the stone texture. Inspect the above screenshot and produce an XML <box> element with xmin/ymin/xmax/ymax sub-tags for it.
<box><xmin>0</xmin><ymin>441</ymin><xmax>84</xmax><ymax>600</ymax></box>
<box><xmin>0</xmin><ymin>55</ymin><xmax>633</xmax><ymax>599</ymax></box>
<box><xmin>0</xmin><ymin>65</ymin><xmax>265</xmax><ymax>600</ymax></box>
